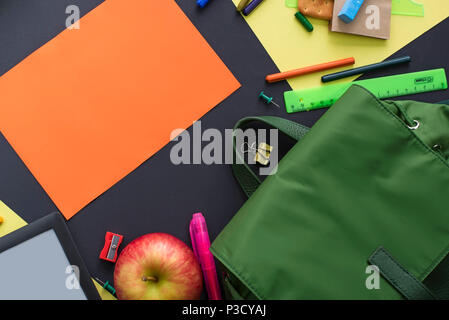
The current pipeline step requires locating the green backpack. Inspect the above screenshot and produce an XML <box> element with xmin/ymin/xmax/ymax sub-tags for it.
<box><xmin>210</xmin><ymin>85</ymin><xmax>449</xmax><ymax>300</ymax></box>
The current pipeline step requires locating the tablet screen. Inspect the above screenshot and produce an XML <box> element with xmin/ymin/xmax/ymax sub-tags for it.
<box><xmin>0</xmin><ymin>229</ymin><xmax>87</xmax><ymax>300</ymax></box>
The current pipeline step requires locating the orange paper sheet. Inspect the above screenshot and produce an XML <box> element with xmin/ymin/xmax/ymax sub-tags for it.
<box><xmin>0</xmin><ymin>0</ymin><xmax>240</xmax><ymax>219</ymax></box>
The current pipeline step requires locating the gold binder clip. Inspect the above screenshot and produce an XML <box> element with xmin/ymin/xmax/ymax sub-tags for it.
<box><xmin>241</xmin><ymin>142</ymin><xmax>273</xmax><ymax>166</ymax></box>
<box><xmin>253</xmin><ymin>142</ymin><xmax>273</xmax><ymax>166</ymax></box>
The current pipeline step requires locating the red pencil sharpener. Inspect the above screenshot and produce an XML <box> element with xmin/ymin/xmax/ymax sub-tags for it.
<box><xmin>99</xmin><ymin>232</ymin><xmax>123</xmax><ymax>263</ymax></box>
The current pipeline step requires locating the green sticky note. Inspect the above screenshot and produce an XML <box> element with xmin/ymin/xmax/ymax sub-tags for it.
<box><xmin>285</xmin><ymin>0</ymin><xmax>297</xmax><ymax>8</ymax></box>
<box><xmin>392</xmin><ymin>0</ymin><xmax>424</xmax><ymax>17</ymax></box>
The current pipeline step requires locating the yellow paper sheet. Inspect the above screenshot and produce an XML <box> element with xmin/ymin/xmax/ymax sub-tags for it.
<box><xmin>0</xmin><ymin>201</ymin><xmax>27</xmax><ymax>237</ymax></box>
<box><xmin>233</xmin><ymin>0</ymin><xmax>449</xmax><ymax>89</ymax></box>
<box><xmin>0</xmin><ymin>201</ymin><xmax>115</xmax><ymax>300</ymax></box>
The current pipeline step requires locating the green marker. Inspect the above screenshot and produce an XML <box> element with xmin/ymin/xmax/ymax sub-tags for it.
<box><xmin>295</xmin><ymin>12</ymin><xmax>313</xmax><ymax>32</ymax></box>
<box><xmin>95</xmin><ymin>277</ymin><xmax>116</xmax><ymax>296</ymax></box>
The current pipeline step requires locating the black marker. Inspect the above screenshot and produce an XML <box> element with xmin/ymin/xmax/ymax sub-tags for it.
<box><xmin>322</xmin><ymin>56</ymin><xmax>412</xmax><ymax>83</ymax></box>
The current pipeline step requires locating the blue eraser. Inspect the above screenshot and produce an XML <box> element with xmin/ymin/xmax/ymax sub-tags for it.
<box><xmin>338</xmin><ymin>0</ymin><xmax>365</xmax><ymax>23</ymax></box>
<box><xmin>197</xmin><ymin>0</ymin><xmax>210</xmax><ymax>8</ymax></box>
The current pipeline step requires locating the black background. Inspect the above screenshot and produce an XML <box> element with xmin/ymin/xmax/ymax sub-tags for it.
<box><xmin>0</xmin><ymin>0</ymin><xmax>448</xmax><ymax>297</ymax></box>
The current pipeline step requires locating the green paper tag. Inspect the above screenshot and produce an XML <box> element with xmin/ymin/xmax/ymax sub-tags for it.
<box><xmin>391</xmin><ymin>0</ymin><xmax>424</xmax><ymax>17</ymax></box>
<box><xmin>285</xmin><ymin>0</ymin><xmax>297</xmax><ymax>9</ymax></box>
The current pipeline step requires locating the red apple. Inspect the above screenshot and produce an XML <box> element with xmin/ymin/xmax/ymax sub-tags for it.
<box><xmin>114</xmin><ymin>233</ymin><xmax>203</xmax><ymax>300</ymax></box>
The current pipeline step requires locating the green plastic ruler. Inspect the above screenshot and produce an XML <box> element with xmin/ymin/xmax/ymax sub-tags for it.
<box><xmin>284</xmin><ymin>69</ymin><xmax>448</xmax><ymax>113</ymax></box>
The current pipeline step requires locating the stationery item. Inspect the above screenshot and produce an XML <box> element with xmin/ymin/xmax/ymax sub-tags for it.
<box><xmin>242</xmin><ymin>141</ymin><xmax>272</xmax><ymax>166</ymax></box>
<box><xmin>237</xmin><ymin>0</ymin><xmax>252</xmax><ymax>11</ymax></box>
<box><xmin>243</xmin><ymin>0</ymin><xmax>264</xmax><ymax>16</ymax></box>
<box><xmin>284</xmin><ymin>69</ymin><xmax>448</xmax><ymax>113</ymax></box>
<box><xmin>93</xmin><ymin>280</ymin><xmax>117</xmax><ymax>300</ymax></box>
<box><xmin>0</xmin><ymin>0</ymin><xmax>240</xmax><ymax>219</ymax></box>
<box><xmin>266</xmin><ymin>57</ymin><xmax>355</xmax><ymax>83</ymax></box>
<box><xmin>212</xmin><ymin>86</ymin><xmax>449</xmax><ymax>299</ymax></box>
<box><xmin>190</xmin><ymin>213</ymin><xmax>221</xmax><ymax>300</ymax></box>
<box><xmin>259</xmin><ymin>91</ymin><xmax>281</xmax><ymax>108</ymax></box>
<box><xmin>338</xmin><ymin>0</ymin><xmax>365</xmax><ymax>23</ymax></box>
<box><xmin>95</xmin><ymin>278</ymin><xmax>116</xmax><ymax>296</ymax></box>
<box><xmin>232</xmin><ymin>0</ymin><xmax>449</xmax><ymax>90</ymax></box>
<box><xmin>0</xmin><ymin>212</ymin><xmax>100</xmax><ymax>299</ymax></box>
<box><xmin>100</xmin><ymin>232</ymin><xmax>123</xmax><ymax>263</ymax></box>
<box><xmin>0</xmin><ymin>201</ymin><xmax>27</xmax><ymax>238</ymax></box>
<box><xmin>330</xmin><ymin>0</ymin><xmax>392</xmax><ymax>39</ymax></box>
<box><xmin>197</xmin><ymin>0</ymin><xmax>212</xmax><ymax>8</ymax></box>
<box><xmin>392</xmin><ymin>0</ymin><xmax>424</xmax><ymax>17</ymax></box>
<box><xmin>298</xmin><ymin>0</ymin><xmax>334</xmax><ymax>20</ymax></box>
<box><xmin>285</xmin><ymin>0</ymin><xmax>297</xmax><ymax>8</ymax></box>
<box><xmin>294</xmin><ymin>11</ymin><xmax>314</xmax><ymax>32</ymax></box>
<box><xmin>321</xmin><ymin>56</ymin><xmax>412</xmax><ymax>83</ymax></box>
<box><xmin>254</xmin><ymin>142</ymin><xmax>273</xmax><ymax>166</ymax></box>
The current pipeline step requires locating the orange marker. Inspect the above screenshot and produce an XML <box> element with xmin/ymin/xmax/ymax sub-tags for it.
<box><xmin>266</xmin><ymin>57</ymin><xmax>355</xmax><ymax>83</ymax></box>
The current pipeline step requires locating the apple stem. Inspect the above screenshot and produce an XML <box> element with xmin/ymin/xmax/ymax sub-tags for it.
<box><xmin>142</xmin><ymin>276</ymin><xmax>158</xmax><ymax>282</ymax></box>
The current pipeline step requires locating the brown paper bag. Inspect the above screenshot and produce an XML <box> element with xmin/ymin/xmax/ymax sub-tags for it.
<box><xmin>330</xmin><ymin>0</ymin><xmax>392</xmax><ymax>39</ymax></box>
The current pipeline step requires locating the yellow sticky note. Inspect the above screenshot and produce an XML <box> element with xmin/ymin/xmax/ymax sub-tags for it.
<box><xmin>0</xmin><ymin>201</ymin><xmax>27</xmax><ymax>238</ymax></box>
<box><xmin>0</xmin><ymin>200</ymin><xmax>116</xmax><ymax>300</ymax></box>
<box><xmin>233</xmin><ymin>0</ymin><xmax>449</xmax><ymax>90</ymax></box>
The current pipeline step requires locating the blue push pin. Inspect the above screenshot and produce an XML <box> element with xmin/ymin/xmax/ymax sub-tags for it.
<box><xmin>197</xmin><ymin>0</ymin><xmax>212</xmax><ymax>8</ymax></box>
<box><xmin>259</xmin><ymin>91</ymin><xmax>281</xmax><ymax>108</ymax></box>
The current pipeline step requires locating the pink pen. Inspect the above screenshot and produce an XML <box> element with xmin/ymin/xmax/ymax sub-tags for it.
<box><xmin>189</xmin><ymin>212</ymin><xmax>222</xmax><ymax>300</ymax></box>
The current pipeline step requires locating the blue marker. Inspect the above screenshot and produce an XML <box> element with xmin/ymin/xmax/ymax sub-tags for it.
<box><xmin>243</xmin><ymin>0</ymin><xmax>265</xmax><ymax>16</ymax></box>
<box><xmin>338</xmin><ymin>0</ymin><xmax>365</xmax><ymax>23</ymax></box>
<box><xmin>197</xmin><ymin>0</ymin><xmax>212</xmax><ymax>8</ymax></box>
